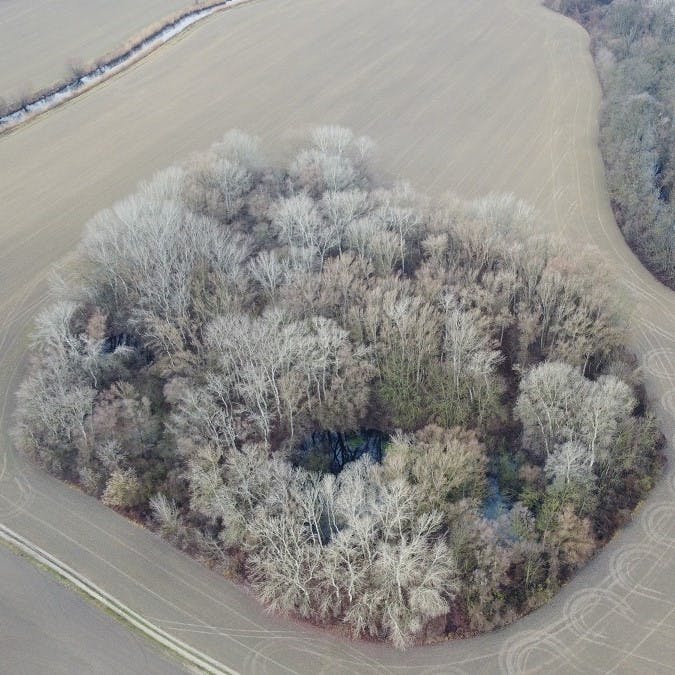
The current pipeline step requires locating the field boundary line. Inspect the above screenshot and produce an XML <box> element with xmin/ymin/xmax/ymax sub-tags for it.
<box><xmin>0</xmin><ymin>523</ymin><xmax>237</xmax><ymax>675</ymax></box>
<box><xmin>0</xmin><ymin>0</ymin><xmax>255</xmax><ymax>136</ymax></box>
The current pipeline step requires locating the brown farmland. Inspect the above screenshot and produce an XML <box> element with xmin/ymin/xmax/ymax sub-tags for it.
<box><xmin>0</xmin><ymin>542</ymin><xmax>187</xmax><ymax>674</ymax></box>
<box><xmin>0</xmin><ymin>0</ymin><xmax>673</xmax><ymax>672</ymax></box>
<box><xmin>0</xmin><ymin>0</ymin><xmax>194</xmax><ymax>97</ymax></box>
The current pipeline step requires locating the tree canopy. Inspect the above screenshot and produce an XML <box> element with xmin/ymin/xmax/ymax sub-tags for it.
<box><xmin>14</xmin><ymin>127</ymin><xmax>663</xmax><ymax>648</ymax></box>
<box><xmin>546</xmin><ymin>0</ymin><xmax>675</xmax><ymax>287</ymax></box>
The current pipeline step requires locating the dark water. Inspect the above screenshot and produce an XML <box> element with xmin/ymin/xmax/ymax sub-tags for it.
<box><xmin>296</xmin><ymin>430</ymin><xmax>384</xmax><ymax>473</ymax></box>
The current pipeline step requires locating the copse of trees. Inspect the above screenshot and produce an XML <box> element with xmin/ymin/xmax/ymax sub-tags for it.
<box><xmin>545</xmin><ymin>0</ymin><xmax>675</xmax><ymax>287</ymax></box>
<box><xmin>14</xmin><ymin>127</ymin><xmax>663</xmax><ymax>648</ymax></box>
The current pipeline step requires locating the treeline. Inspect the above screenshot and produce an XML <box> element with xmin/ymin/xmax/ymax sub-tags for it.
<box><xmin>14</xmin><ymin>128</ymin><xmax>663</xmax><ymax>648</ymax></box>
<box><xmin>545</xmin><ymin>0</ymin><xmax>675</xmax><ymax>287</ymax></box>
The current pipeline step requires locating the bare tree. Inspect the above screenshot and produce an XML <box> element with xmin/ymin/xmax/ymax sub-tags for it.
<box><xmin>515</xmin><ymin>361</ymin><xmax>586</xmax><ymax>457</ymax></box>
<box><xmin>248</xmin><ymin>249</ymin><xmax>286</xmax><ymax>300</ymax></box>
<box><xmin>182</xmin><ymin>154</ymin><xmax>252</xmax><ymax>222</ymax></box>
<box><xmin>212</xmin><ymin>129</ymin><xmax>263</xmax><ymax>171</ymax></box>
<box><xmin>215</xmin><ymin>451</ymin><xmax>457</xmax><ymax>648</ymax></box>
<box><xmin>273</xmin><ymin>194</ymin><xmax>337</xmax><ymax>267</ymax></box>
<box><xmin>544</xmin><ymin>441</ymin><xmax>594</xmax><ymax>486</ymax></box>
<box><xmin>373</xmin><ymin>183</ymin><xmax>426</xmax><ymax>273</ymax></box>
<box><xmin>320</xmin><ymin>189</ymin><xmax>370</xmax><ymax>253</ymax></box>
<box><xmin>14</xmin><ymin>126</ymin><xmax>659</xmax><ymax>649</ymax></box>
<box><xmin>516</xmin><ymin>361</ymin><xmax>635</xmax><ymax>466</ymax></box>
<box><xmin>384</xmin><ymin>425</ymin><xmax>488</xmax><ymax>513</ymax></box>
<box><xmin>102</xmin><ymin>467</ymin><xmax>142</xmax><ymax>509</ymax></box>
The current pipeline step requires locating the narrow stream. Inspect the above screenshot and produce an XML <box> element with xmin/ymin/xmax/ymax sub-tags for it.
<box><xmin>0</xmin><ymin>0</ymin><xmax>244</xmax><ymax>131</ymax></box>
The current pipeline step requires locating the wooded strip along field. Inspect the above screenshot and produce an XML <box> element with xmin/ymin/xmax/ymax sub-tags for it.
<box><xmin>0</xmin><ymin>0</ymin><xmax>673</xmax><ymax>672</ymax></box>
<box><xmin>0</xmin><ymin>0</ymin><xmax>194</xmax><ymax>98</ymax></box>
<box><xmin>545</xmin><ymin>0</ymin><xmax>675</xmax><ymax>287</ymax></box>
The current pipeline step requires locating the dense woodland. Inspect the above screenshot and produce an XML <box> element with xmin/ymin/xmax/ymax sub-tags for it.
<box><xmin>15</xmin><ymin>128</ymin><xmax>663</xmax><ymax>648</ymax></box>
<box><xmin>545</xmin><ymin>0</ymin><xmax>675</xmax><ymax>287</ymax></box>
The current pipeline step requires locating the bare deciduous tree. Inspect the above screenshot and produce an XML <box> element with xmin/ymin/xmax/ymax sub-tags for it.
<box><xmin>14</xmin><ymin>126</ymin><xmax>661</xmax><ymax>649</ymax></box>
<box><xmin>516</xmin><ymin>361</ymin><xmax>636</xmax><ymax>466</ymax></box>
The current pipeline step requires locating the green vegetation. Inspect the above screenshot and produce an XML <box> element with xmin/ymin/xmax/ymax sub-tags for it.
<box><xmin>14</xmin><ymin>128</ymin><xmax>663</xmax><ymax>648</ymax></box>
<box><xmin>545</xmin><ymin>0</ymin><xmax>675</xmax><ymax>287</ymax></box>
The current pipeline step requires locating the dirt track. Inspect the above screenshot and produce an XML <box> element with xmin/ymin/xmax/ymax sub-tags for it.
<box><xmin>0</xmin><ymin>0</ymin><xmax>674</xmax><ymax>672</ymax></box>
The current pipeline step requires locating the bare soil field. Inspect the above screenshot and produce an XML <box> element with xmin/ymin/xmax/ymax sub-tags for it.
<box><xmin>0</xmin><ymin>543</ymin><xmax>186</xmax><ymax>674</ymax></box>
<box><xmin>0</xmin><ymin>0</ymin><xmax>673</xmax><ymax>672</ymax></box>
<box><xmin>0</xmin><ymin>0</ymin><xmax>194</xmax><ymax>98</ymax></box>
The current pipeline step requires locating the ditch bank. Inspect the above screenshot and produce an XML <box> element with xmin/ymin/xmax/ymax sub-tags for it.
<box><xmin>0</xmin><ymin>0</ymin><xmax>251</xmax><ymax>134</ymax></box>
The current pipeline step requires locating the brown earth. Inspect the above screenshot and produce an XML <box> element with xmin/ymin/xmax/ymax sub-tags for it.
<box><xmin>0</xmin><ymin>542</ymin><xmax>187</xmax><ymax>674</ymax></box>
<box><xmin>0</xmin><ymin>0</ymin><xmax>198</xmax><ymax>98</ymax></box>
<box><xmin>0</xmin><ymin>0</ymin><xmax>673</xmax><ymax>673</ymax></box>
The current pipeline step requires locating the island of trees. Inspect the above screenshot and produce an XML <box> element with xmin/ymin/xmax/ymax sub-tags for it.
<box><xmin>545</xmin><ymin>0</ymin><xmax>674</xmax><ymax>287</ymax></box>
<box><xmin>15</xmin><ymin>128</ymin><xmax>663</xmax><ymax>648</ymax></box>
